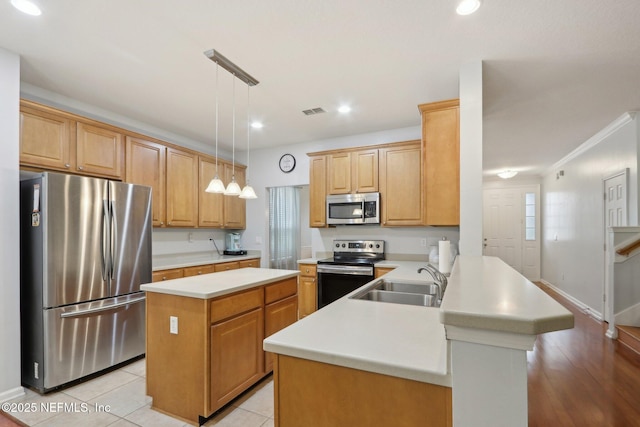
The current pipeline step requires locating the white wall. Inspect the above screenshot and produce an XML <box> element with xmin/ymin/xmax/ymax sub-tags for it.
<box><xmin>541</xmin><ymin>113</ymin><xmax>639</xmax><ymax>315</ymax></box>
<box><xmin>0</xmin><ymin>47</ymin><xmax>24</xmax><ymax>401</ymax></box>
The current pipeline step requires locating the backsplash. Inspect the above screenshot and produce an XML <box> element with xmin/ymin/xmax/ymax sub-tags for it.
<box><xmin>152</xmin><ymin>228</ymin><xmax>233</xmax><ymax>256</ymax></box>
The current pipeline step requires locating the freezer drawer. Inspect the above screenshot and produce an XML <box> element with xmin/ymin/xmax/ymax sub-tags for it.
<box><xmin>22</xmin><ymin>293</ymin><xmax>146</xmax><ymax>392</ymax></box>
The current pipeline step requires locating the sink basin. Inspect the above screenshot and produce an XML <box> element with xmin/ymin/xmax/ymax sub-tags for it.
<box><xmin>375</xmin><ymin>280</ymin><xmax>439</xmax><ymax>296</ymax></box>
<box><xmin>350</xmin><ymin>279</ymin><xmax>441</xmax><ymax>307</ymax></box>
<box><xmin>357</xmin><ymin>290</ymin><xmax>438</xmax><ymax>307</ymax></box>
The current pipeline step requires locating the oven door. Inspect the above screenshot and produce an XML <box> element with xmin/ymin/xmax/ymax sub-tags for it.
<box><xmin>317</xmin><ymin>265</ymin><xmax>374</xmax><ymax>308</ymax></box>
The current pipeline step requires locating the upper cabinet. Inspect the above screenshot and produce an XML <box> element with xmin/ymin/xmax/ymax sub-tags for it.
<box><xmin>125</xmin><ymin>136</ymin><xmax>166</xmax><ymax>227</ymax></box>
<box><xmin>308</xmin><ymin>155</ymin><xmax>327</xmax><ymax>228</ymax></box>
<box><xmin>223</xmin><ymin>163</ymin><xmax>247</xmax><ymax>229</ymax></box>
<box><xmin>166</xmin><ymin>147</ymin><xmax>199</xmax><ymax>227</ymax></box>
<box><xmin>379</xmin><ymin>141</ymin><xmax>423</xmax><ymax>226</ymax></box>
<box><xmin>20</xmin><ymin>100</ymin><xmax>124</xmax><ymax>179</ymax></box>
<box><xmin>198</xmin><ymin>158</ymin><xmax>246</xmax><ymax>229</ymax></box>
<box><xmin>419</xmin><ymin>99</ymin><xmax>460</xmax><ymax>226</ymax></box>
<box><xmin>327</xmin><ymin>149</ymin><xmax>379</xmax><ymax>195</ymax></box>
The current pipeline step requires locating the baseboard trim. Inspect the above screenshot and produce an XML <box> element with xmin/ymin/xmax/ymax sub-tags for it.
<box><xmin>0</xmin><ymin>386</ymin><xmax>25</xmax><ymax>403</ymax></box>
<box><xmin>539</xmin><ymin>279</ymin><xmax>603</xmax><ymax>321</ymax></box>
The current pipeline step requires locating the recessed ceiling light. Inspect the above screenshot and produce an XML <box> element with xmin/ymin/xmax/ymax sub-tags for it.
<box><xmin>250</xmin><ymin>121</ymin><xmax>263</xmax><ymax>129</ymax></box>
<box><xmin>497</xmin><ymin>170</ymin><xmax>518</xmax><ymax>179</ymax></box>
<box><xmin>338</xmin><ymin>105</ymin><xmax>351</xmax><ymax>114</ymax></box>
<box><xmin>11</xmin><ymin>0</ymin><xmax>42</xmax><ymax>16</ymax></box>
<box><xmin>456</xmin><ymin>0</ymin><xmax>481</xmax><ymax>15</ymax></box>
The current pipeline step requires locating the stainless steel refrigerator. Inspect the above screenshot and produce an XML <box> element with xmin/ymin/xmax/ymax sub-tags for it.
<box><xmin>19</xmin><ymin>172</ymin><xmax>152</xmax><ymax>392</ymax></box>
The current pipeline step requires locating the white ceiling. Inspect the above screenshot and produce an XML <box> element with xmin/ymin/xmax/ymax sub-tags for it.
<box><xmin>2</xmin><ymin>0</ymin><xmax>640</xmax><ymax>177</ymax></box>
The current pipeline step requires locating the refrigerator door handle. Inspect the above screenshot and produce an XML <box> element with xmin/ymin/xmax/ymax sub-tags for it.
<box><xmin>59</xmin><ymin>296</ymin><xmax>146</xmax><ymax>318</ymax></box>
<box><xmin>110</xmin><ymin>200</ymin><xmax>117</xmax><ymax>280</ymax></box>
<box><xmin>101</xmin><ymin>199</ymin><xmax>110</xmax><ymax>282</ymax></box>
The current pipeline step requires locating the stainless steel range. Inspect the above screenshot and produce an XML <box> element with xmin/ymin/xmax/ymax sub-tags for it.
<box><xmin>316</xmin><ymin>240</ymin><xmax>385</xmax><ymax>308</ymax></box>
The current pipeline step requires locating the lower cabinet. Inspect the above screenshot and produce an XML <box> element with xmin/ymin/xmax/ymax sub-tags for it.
<box><xmin>298</xmin><ymin>263</ymin><xmax>317</xmax><ymax>319</ymax></box>
<box><xmin>146</xmin><ymin>276</ymin><xmax>297</xmax><ymax>424</ymax></box>
<box><xmin>152</xmin><ymin>258</ymin><xmax>258</xmax><ymax>282</ymax></box>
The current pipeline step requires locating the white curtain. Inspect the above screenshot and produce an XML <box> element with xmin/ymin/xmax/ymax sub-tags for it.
<box><xmin>269</xmin><ymin>186</ymin><xmax>301</xmax><ymax>269</ymax></box>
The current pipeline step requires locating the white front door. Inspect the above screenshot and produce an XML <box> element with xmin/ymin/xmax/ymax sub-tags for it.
<box><xmin>604</xmin><ymin>171</ymin><xmax>628</xmax><ymax>228</ymax></box>
<box><xmin>483</xmin><ymin>185</ymin><xmax>541</xmax><ymax>280</ymax></box>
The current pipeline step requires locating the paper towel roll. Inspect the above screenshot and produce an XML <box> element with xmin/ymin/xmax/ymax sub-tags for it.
<box><xmin>439</xmin><ymin>239</ymin><xmax>451</xmax><ymax>274</ymax></box>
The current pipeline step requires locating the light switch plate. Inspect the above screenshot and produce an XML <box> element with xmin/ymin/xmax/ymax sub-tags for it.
<box><xmin>170</xmin><ymin>316</ymin><xmax>178</xmax><ymax>334</ymax></box>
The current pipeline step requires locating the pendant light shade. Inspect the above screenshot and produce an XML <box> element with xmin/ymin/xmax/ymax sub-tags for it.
<box><xmin>239</xmin><ymin>184</ymin><xmax>257</xmax><ymax>199</ymax></box>
<box><xmin>224</xmin><ymin>176</ymin><xmax>242</xmax><ymax>196</ymax></box>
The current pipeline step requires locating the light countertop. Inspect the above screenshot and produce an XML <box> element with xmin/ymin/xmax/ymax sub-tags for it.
<box><xmin>440</xmin><ymin>256</ymin><xmax>574</xmax><ymax>335</ymax></box>
<box><xmin>264</xmin><ymin>261</ymin><xmax>451</xmax><ymax>387</ymax></box>
<box><xmin>153</xmin><ymin>250</ymin><xmax>261</xmax><ymax>271</ymax></box>
<box><xmin>141</xmin><ymin>267</ymin><xmax>299</xmax><ymax>299</ymax></box>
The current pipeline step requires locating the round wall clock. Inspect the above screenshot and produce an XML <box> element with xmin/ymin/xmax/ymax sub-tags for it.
<box><xmin>279</xmin><ymin>154</ymin><xmax>296</xmax><ymax>173</ymax></box>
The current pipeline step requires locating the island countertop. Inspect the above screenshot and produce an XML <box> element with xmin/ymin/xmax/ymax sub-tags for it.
<box><xmin>141</xmin><ymin>267</ymin><xmax>299</xmax><ymax>299</ymax></box>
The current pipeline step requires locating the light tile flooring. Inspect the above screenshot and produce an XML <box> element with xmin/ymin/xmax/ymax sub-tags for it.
<box><xmin>5</xmin><ymin>358</ymin><xmax>275</xmax><ymax>427</ymax></box>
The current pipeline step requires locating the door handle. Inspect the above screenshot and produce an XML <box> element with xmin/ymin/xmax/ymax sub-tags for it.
<box><xmin>60</xmin><ymin>296</ymin><xmax>146</xmax><ymax>318</ymax></box>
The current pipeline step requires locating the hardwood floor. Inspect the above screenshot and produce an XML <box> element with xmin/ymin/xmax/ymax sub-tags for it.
<box><xmin>530</xmin><ymin>283</ymin><xmax>640</xmax><ymax>426</ymax></box>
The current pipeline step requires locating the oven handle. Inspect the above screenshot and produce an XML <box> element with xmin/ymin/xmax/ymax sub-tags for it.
<box><xmin>317</xmin><ymin>265</ymin><xmax>373</xmax><ymax>276</ymax></box>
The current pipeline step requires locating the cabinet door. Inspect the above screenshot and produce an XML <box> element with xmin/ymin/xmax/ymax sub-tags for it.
<box><xmin>223</xmin><ymin>163</ymin><xmax>246</xmax><ymax>229</ymax></box>
<box><xmin>76</xmin><ymin>122</ymin><xmax>124</xmax><ymax>179</ymax></box>
<box><xmin>125</xmin><ymin>136</ymin><xmax>166</xmax><ymax>226</ymax></box>
<box><xmin>379</xmin><ymin>142</ymin><xmax>423</xmax><ymax>226</ymax></box>
<box><xmin>352</xmin><ymin>149</ymin><xmax>378</xmax><ymax>193</ymax></box>
<box><xmin>309</xmin><ymin>155</ymin><xmax>327</xmax><ymax>227</ymax></box>
<box><xmin>328</xmin><ymin>152</ymin><xmax>351</xmax><ymax>194</ymax></box>
<box><xmin>183</xmin><ymin>264</ymin><xmax>216</xmax><ymax>277</ymax></box>
<box><xmin>239</xmin><ymin>259</ymin><xmax>260</xmax><ymax>269</ymax></box>
<box><xmin>214</xmin><ymin>261</ymin><xmax>240</xmax><ymax>272</ymax></box>
<box><xmin>264</xmin><ymin>295</ymin><xmax>298</xmax><ymax>372</ymax></box>
<box><xmin>166</xmin><ymin>147</ymin><xmax>198</xmax><ymax>227</ymax></box>
<box><xmin>374</xmin><ymin>267</ymin><xmax>395</xmax><ymax>278</ymax></box>
<box><xmin>198</xmin><ymin>156</ymin><xmax>224</xmax><ymax>228</ymax></box>
<box><xmin>19</xmin><ymin>106</ymin><xmax>73</xmax><ymax>171</ymax></box>
<box><xmin>421</xmin><ymin>100</ymin><xmax>460</xmax><ymax>226</ymax></box>
<box><xmin>298</xmin><ymin>275</ymin><xmax>317</xmax><ymax>319</ymax></box>
<box><xmin>210</xmin><ymin>308</ymin><xmax>264</xmax><ymax>411</ymax></box>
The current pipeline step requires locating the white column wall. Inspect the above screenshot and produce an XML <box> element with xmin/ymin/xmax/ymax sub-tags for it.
<box><xmin>0</xmin><ymin>47</ymin><xmax>24</xmax><ymax>402</ymax></box>
<box><xmin>459</xmin><ymin>61</ymin><xmax>483</xmax><ymax>256</ymax></box>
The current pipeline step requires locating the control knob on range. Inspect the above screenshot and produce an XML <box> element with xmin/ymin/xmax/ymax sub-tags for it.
<box><xmin>376</xmin><ymin>244</ymin><xmax>380</xmax><ymax>248</ymax></box>
<box><xmin>368</xmin><ymin>244</ymin><xmax>373</xmax><ymax>248</ymax></box>
<box><xmin>335</xmin><ymin>243</ymin><xmax>340</xmax><ymax>248</ymax></box>
<box><xmin>342</xmin><ymin>243</ymin><xmax>346</xmax><ymax>248</ymax></box>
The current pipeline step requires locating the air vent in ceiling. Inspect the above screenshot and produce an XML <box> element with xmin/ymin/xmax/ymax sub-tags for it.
<box><xmin>302</xmin><ymin>107</ymin><xmax>326</xmax><ymax>116</ymax></box>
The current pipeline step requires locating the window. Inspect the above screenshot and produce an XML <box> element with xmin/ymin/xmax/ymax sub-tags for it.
<box><xmin>525</xmin><ymin>192</ymin><xmax>536</xmax><ymax>241</ymax></box>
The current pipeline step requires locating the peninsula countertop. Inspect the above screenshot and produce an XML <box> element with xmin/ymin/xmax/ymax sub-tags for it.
<box><xmin>141</xmin><ymin>267</ymin><xmax>299</xmax><ymax>299</ymax></box>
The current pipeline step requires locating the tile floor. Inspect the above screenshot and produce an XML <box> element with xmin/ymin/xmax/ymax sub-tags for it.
<box><xmin>5</xmin><ymin>358</ymin><xmax>275</xmax><ymax>427</ymax></box>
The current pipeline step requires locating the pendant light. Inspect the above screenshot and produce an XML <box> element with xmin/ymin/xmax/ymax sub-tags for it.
<box><xmin>224</xmin><ymin>74</ymin><xmax>242</xmax><ymax>196</ymax></box>
<box><xmin>240</xmin><ymin>82</ymin><xmax>257</xmax><ymax>199</ymax></box>
<box><xmin>205</xmin><ymin>63</ymin><xmax>226</xmax><ymax>193</ymax></box>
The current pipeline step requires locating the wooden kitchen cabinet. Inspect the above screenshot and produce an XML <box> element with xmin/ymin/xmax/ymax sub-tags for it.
<box><xmin>151</xmin><ymin>268</ymin><xmax>184</xmax><ymax>282</ymax></box>
<box><xmin>198</xmin><ymin>155</ymin><xmax>224</xmax><ymax>227</ymax></box>
<box><xmin>328</xmin><ymin>152</ymin><xmax>352</xmax><ymax>194</ymax></box>
<box><xmin>308</xmin><ymin>155</ymin><xmax>327</xmax><ymax>227</ymax></box>
<box><xmin>19</xmin><ymin>100</ymin><xmax>124</xmax><ymax>179</ymax></box>
<box><xmin>379</xmin><ymin>140</ymin><xmax>423</xmax><ymax>226</ymax></box>
<box><xmin>125</xmin><ymin>136</ymin><xmax>166</xmax><ymax>226</ymax></box>
<box><xmin>214</xmin><ymin>261</ymin><xmax>240</xmax><ymax>272</ymax></box>
<box><xmin>183</xmin><ymin>264</ymin><xmax>216</xmax><ymax>277</ymax></box>
<box><xmin>352</xmin><ymin>148</ymin><xmax>378</xmax><ymax>193</ymax></box>
<box><xmin>374</xmin><ymin>266</ymin><xmax>396</xmax><ymax>278</ymax></box>
<box><xmin>264</xmin><ymin>277</ymin><xmax>298</xmax><ymax>372</ymax></box>
<box><xmin>223</xmin><ymin>162</ymin><xmax>247</xmax><ymax>229</ymax></box>
<box><xmin>152</xmin><ymin>258</ymin><xmax>259</xmax><ymax>282</ymax></box>
<box><xmin>239</xmin><ymin>258</ymin><xmax>260</xmax><ymax>268</ymax></box>
<box><xmin>419</xmin><ymin>99</ymin><xmax>460</xmax><ymax>226</ymax></box>
<box><xmin>166</xmin><ymin>147</ymin><xmax>198</xmax><ymax>227</ymax></box>
<box><xmin>298</xmin><ymin>263</ymin><xmax>317</xmax><ymax>318</ymax></box>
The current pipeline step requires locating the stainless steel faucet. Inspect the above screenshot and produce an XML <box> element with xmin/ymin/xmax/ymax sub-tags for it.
<box><xmin>417</xmin><ymin>264</ymin><xmax>448</xmax><ymax>301</ymax></box>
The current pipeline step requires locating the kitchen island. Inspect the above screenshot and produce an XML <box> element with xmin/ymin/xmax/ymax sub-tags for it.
<box><xmin>141</xmin><ymin>267</ymin><xmax>299</xmax><ymax>425</ymax></box>
<box><xmin>264</xmin><ymin>256</ymin><xmax>574</xmax><ymax>427</ymax></box>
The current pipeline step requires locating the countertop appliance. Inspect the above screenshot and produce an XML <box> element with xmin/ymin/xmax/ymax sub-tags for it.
<box><xmin>316</xmin><ymin>239</ymin><xmax>385</xmax><ymax>308</ymax></box>
<box><xmin>19</xmin><ymin>172</ymin><xmax>152</xmax><ymax>393</ymax></box>
<box><xmin>224</xmin><ymin>232</ymin><xmax>247</xmax><ymax>256</ymax></box>
<box><xmin>326</xmin><ymin>192</ymin><xmax>380</xmax><ymax>225</ymax></box>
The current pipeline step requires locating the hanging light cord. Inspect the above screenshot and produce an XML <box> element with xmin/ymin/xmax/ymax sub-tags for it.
<box><xmin>231</xmin><ymin>73</ymin><xmax>236</xmax><ymax>178</ymax></box>
<box><xmin>215</xmin><ymin>63</ymin><xmax>219</xmax><ymax>174</ymax></box>
<box><xmin>246</xmin><ymin>83</ymin><xmax>251</xmax><ymax>173</ymax></box>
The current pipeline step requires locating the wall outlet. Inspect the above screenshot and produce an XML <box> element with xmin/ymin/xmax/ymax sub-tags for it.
<box><xmin>170</xmin><ymin>316</ymin><xmax>178</xmax><ymax>334</ymax></box>
<box><xmin>256</xmin><ymin>236</ymin><xmax>262</xmax><ymax>245</ymax></box>
<box><xmin>420</xmin><ymin>238</ymin><xmax>427</xmax><ymax>247</ymax></box>
<box><xmin>188</xmin><ymin>232</ymin><xmax>193</xmax><ymax>243</ymax></box>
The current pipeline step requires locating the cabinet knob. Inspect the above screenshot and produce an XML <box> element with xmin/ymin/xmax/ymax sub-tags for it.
<box><xmin>305</xmin><ymin>268</ymin><xmax>310</xmax><ymax>273</ymax></box>
<box><xmin>64</xmin><ymin>163</ymin><xmax>70</xmax><ymax>168</ymax></box>
<box><xmin>162</xmin><ymin>276</ymin><xmax>167</xmax><ymax>281</ymax></box>
<box><xmin>78</xmin><ymin>166</ymin><xmax>84</xmax><ymax>171</ymax></box>
<box><xmin>198</xmin><ymin>271</ymin><xmax>202</xmax><ymax>275</ymax></box>
<box><xmin>160</xmin><ymin>222</ymin><xmax>164</xmax><ymax>225</ymax></box>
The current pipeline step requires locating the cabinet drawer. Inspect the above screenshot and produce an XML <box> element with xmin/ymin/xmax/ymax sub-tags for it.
<box><xmin>299</xmin><ymin>264</ymin><xmax>317</xmax><ymax>277</ymax></box>
<box><xmin>214</xmin><ymin>261</ymin><xmax>240</xmax><ymax>272</ymax></box>
<box><xmin>152</xmin><ymin>268</ymin><xmax>184</xmax><ymax>282</ymax></box>
<box><xmin>184</xmin><ymin>264</ymin><xmax>216</xmax><ymax>277</ymax></box>
<box><xmin>265</xmin><ymin>277</ymin><xmax>298</xmax><ymax>305</ymax></box>
<box><xmin>239</xmin><ymin>259</ymin><xmax>259</xmax><ymax>268</ymax></box>
<box><xmin>210</xmin><ymin>288</ymin><xmax>264</xmax><ymax>324</ymax></box>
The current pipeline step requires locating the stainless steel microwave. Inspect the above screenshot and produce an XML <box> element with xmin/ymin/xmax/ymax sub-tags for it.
<box><xmin>326</xmin><ymin>193</ymin><xmax>380</xmax><ymax>225</ymax></box>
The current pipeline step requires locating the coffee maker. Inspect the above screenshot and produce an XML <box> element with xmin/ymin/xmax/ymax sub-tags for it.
<box><xmin>224</xmin><ymin>232</ymin><xmax>247</xmax><ymax>255</ymax></box>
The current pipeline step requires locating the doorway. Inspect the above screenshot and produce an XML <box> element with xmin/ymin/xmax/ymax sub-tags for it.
<box><xmin>482</xmin><ymin>185</ymin><xmax>541</xmax><ymax>280</ymax></box>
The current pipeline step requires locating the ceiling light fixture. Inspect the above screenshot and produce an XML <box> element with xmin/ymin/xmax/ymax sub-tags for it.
<box><xmin>205</xmin><ymin>62</ymin><xmax>226</xmax><ymax>193</ymax></box>
<box><xmin>497</xmin><ymin>170</ymin><xmax>518</xmax><ymax>179</ymax></box>
<box><xmin>250</xmin><ymin>121</ymin><xmax>263</xmax><ymax>129</ymax></box>
<box><xmin>11</xmin><ymin>0</ymin><xmax>41</xmax><ymax>15</ymax></box>
<box><xmin>456</xmin><ymin>0</ymin><xmax>481</xmax><ymax>15</ymax></box>
<box><xmin>240</xmin><ymin>83</ymin><xmax>257</xmax><ymax>200</ymax></box>
<box><xmin>338</xmin><ymin>105</ymin><xmax>352</xmax><ymax>113</ymax></box>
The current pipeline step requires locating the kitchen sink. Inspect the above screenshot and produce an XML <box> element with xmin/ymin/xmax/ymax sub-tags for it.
<box><xmin>350</xmin><ymin>279</ymin><xmax>441</xmax><ymax>307</ymax></box>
